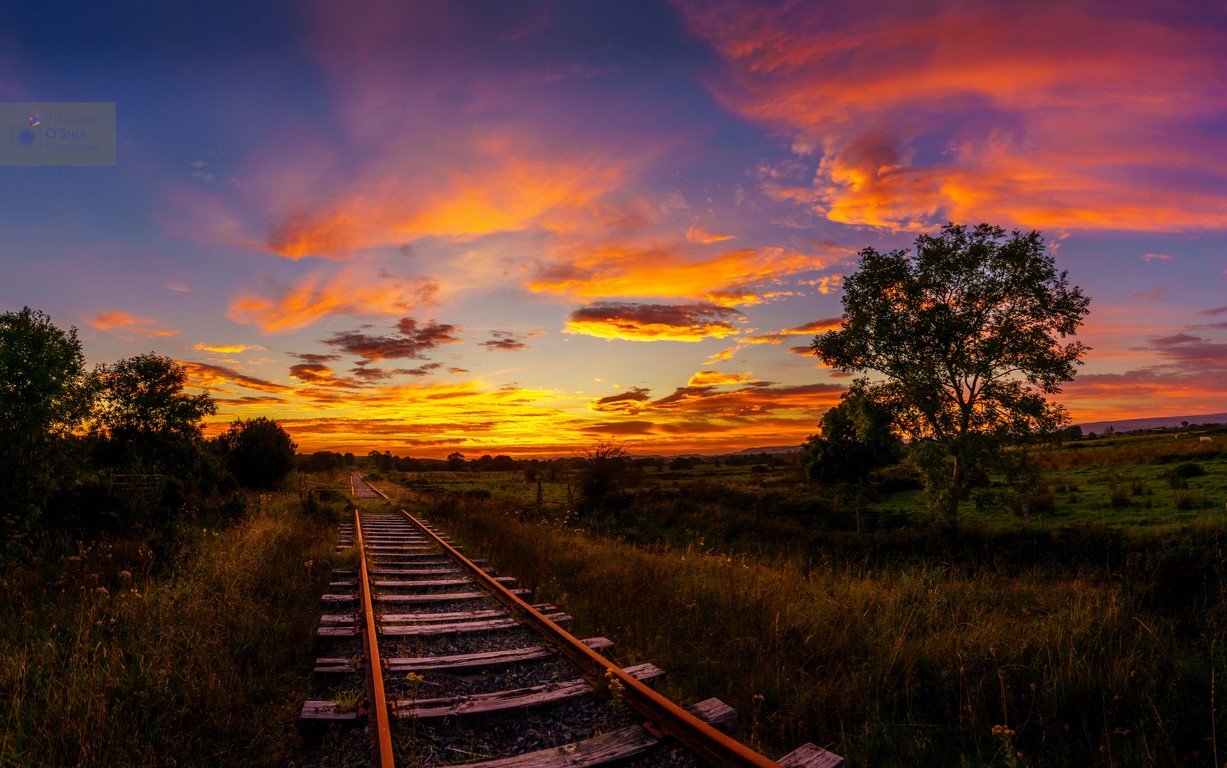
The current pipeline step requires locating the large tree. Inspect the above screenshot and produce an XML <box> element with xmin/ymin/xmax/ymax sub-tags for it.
<box><xmin>92</xmin><ymin>353</ymin><xmax>216</xmax><ymax>473</ymax></box>
<box><xmin>0</xmin><ymin>308</ymin><xmax>92</xmax><ymax>537</ymax></box>
<box><xmin>94</xmin><ymin>353</ymin><xmax>215</xmax><ymax>440</ymax></box>
<box><xmin>812</xmin><ymin>223</ymin><xmax>1090</xmax><ymax>525</ymax></box>
<box><xmin>218</xmin><ymin>417</ymin><xmax>297</xmax><ymax>489</ymax></box>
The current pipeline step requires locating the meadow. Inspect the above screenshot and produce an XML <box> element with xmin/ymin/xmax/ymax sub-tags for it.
<box><xmin>0</xmin><ymin>490</ymin><xmax>344</xmax><ymax>768</ymax></box>
<box><xmin>0</xmin><ymin>429</ymin><xmax>1221</xmax><ymax>767</ymax></box>
<box><xmin>379</xmin><ymin>431</ymin><xmax>1227</xmax><ymax>767</ymax></box>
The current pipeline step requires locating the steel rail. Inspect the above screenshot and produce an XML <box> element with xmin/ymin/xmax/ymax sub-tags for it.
<box><xmin>399</xmin><ymin>508</ymin><xmax>784</xmax><ymax>768</ymax></box>
<box><xmin>357</xmin><ymin>473</ymin><xmax>390</xmax><ymax>500</ymax></box>
<box><xmin>354</xmin><ymin>509</ymin><xmax>395</xmax><ymax>768</ymax></box>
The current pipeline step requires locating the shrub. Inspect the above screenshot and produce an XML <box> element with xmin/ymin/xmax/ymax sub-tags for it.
<box><xmin>1170</xmin><ymin>461</ymin><xmax>1206</xmax><ymax>479</ymax></box>
<box><xmin>1172</xmin><ymin>488</ymin><xmax>1206</xmax><ymax>511</ymax></box>
<box><xmin>1015</xmin><ymin>486</ymin><xmax>1056</xmax><ymax>514</ymax></box>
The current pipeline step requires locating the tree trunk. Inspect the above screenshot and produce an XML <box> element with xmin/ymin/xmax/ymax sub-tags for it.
<box><xmin>945</xmin><ymin>451</ymin><xmax>963</xmax><ymax>527</ymax></box>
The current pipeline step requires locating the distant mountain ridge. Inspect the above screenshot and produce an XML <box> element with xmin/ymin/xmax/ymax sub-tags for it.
<box><xmin>1075</xmin><ymin>412</ymin><xmax>1227</xmax><ymax>434</ymax></box>
<box><xmin>728</xmin><ymin>445</ymin><xmax>802</xmax><ymax>455</ymax></box>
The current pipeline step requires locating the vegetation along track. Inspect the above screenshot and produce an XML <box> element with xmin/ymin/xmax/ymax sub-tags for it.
<box><xmin>298</xmin><ymin>472</ymin><xmax>843</xmax><ymax>768</ymax></box>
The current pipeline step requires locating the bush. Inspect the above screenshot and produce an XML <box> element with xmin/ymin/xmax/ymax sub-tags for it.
<box><xmin>217</xmin><ymin>417</ymin><xmax>296</xmax><ymax>490</ymax></box>
<box><xmin>1170</xmin><ymin>461</ymin><xmax>1206</xmax><ymax>479</ymax></box>
<box><xmin>1172</xmin><ymin>489</ymin><xmax>1206</xmax><ymax>511</ymax></box>
<box><xmin>1015</xmin><ymin>487</ymin><xmax>1056</xmax><ymax>514</ymax></box>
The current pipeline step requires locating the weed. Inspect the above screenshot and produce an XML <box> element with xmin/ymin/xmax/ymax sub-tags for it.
<box><xmin>434</xmin><ymin>492</ymin><xmax>1227</xmax><ymax>768</ymax></box>
<box><xmin>1173</xmin><ymin>488</ymin><xmax>1207</xmax><ymax>511</ymax></box>
<box><xmin>334</xmin><ymin>687</ymin><xmax>364</xmax><ymax>714</ymax></box>
<box><xmin>603</xmin><ymin>668</ymin><xmax>625</xmax><ymax>713</ymax></box>
<box><xmin>0</xmin><ymin>490</ymin><xmax>334</xmax><ymax>767</ymax></box>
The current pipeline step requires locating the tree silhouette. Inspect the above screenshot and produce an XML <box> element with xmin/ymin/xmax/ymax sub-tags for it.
<box><xmin>801</xmin><ymin>393</ymin><xmax>901</xmax><ymax>485</ymax></box>
<box><xmin>813</xmin><ymin>223</ymin><xmax>1090</xmax><ymax>525</ymax></box>
<box><xmin>0</xmin><ymin>308</ymin><xmax>92</xmax><ymax>538</ymax></box>
<box><xmin>218</xmin><ymin>417</ymin><xmax>297</xmax><ymax>489</ymax></box>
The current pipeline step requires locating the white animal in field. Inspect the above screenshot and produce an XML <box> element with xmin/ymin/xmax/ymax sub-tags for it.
<box><xmin>1200</xmin><ymin>436</ymin><xmax>1213</xmax><ymax>442</ymax></box>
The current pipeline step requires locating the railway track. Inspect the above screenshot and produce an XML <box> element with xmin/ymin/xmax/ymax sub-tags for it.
<box><xmin>298</xmin><ymin>472</ymin><xmax>843</xmax><ymax>768</ymax></box>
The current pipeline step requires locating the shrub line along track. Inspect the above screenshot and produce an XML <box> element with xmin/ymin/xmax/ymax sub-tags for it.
<box><xmin>302</xmin><ymin>472</ymin><xmax>844</xmax><ymax>768</ymax></box>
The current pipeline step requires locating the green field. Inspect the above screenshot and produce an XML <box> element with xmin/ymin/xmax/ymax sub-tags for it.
<box><xmin>374</xmin><ymin>433</ymin><xmax>1227</xmax><ymax>767</ymax></box>
<box><xmin>371</xmin><ymin>430</ymin><xmax>1227</xmax><ymax>533</ymax></box>
<box><xmin>3</xmin><ymin>432</ymin><xmax>1221</xmax><ymax>767</ymax></box>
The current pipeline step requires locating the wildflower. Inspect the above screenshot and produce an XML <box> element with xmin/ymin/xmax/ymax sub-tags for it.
<box><xmin>95</xmin><ymin>586</ymin><xmax>109</xmax><ymax>595</ymax></box>
<box><xmin>604</xmin><ymin>669</ymin><xmax>625</xmax><ymax>711</ymax></box>
<box><xmin>119</xmin><ymin>570</ymin><xmax>132</xmax><ymax>581</ymax></box>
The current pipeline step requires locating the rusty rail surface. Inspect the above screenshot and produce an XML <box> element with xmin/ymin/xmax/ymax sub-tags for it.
<box><xmin>354</xmin><ymin>509</ymin><xmax>395</xmax><ymax>768</ymax></box>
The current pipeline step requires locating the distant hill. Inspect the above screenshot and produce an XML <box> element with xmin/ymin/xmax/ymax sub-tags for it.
<box><xmin>1076</xmin><ymin>412</ymin><xmax>1227</xmax><ymax>434</ymax></box>
<box><xmin>728</xmin><ymin>445</ymin><xmax>802</xmax><ymax>455</ymax></box>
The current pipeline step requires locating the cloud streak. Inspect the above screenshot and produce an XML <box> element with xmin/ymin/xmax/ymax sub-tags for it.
<box><xmin>680</xmin><ymin>0</ymin><xmax>1227</xmax><ymax>232</ymax></box>
<box><xmin>565</xmin><ymin>302</ymin><xmax>745</xmax><ymax>342</ymax></box>
<box><xmin>228</xmin><ymin>266</ymin><xmax>439</xmax><ymax>333</ymax></box>
<box><xmin>531</xmin><ymin>244</ymin><xmax>841</xmax><ymax>306</ymax></box>
<box><xmin>90</xmin><ymin>312</ymin><xmax>178</xmax><ymax>339</ymax></box>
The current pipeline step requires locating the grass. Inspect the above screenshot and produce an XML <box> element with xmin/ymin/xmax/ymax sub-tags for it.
<box><xmin>377</xmin><ymin>433</ymin><xmax>1227</xmax><ymax>538</ymax></box>
<box><xmin>0</xmin><ymin>486</ymin><xmax>340</xmax><ymax>767</ymax></box>
<box><xmin>411</xmin><ymin>489</ymin><xmax>1227</xmax><ymax>767</ymax></box>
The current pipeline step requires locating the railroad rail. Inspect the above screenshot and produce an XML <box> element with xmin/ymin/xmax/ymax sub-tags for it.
<box><xmin>299</xmin><ymin>471</ymin><xmax>844</xmax><ymax>768</ymax></box>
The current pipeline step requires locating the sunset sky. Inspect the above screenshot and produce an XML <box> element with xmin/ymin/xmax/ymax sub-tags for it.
<box><xmin>2</xmin><ymin>1</ymin><xmax>1226</xmax><ymax>457</ymax></box>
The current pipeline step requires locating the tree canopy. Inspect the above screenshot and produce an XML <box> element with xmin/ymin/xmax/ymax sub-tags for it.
<box><xmin>93</xmin><ymin>353</ymin><xmax>215</xmax><ymax>441</ymax></box>
<box><xmin>812</xmin><ymin>223</ymin><xmax>1090</xmax><ymax>524</ymax></box>
<box><xmin>0</xmin><ymin>308</ymin><xmax>92</xmax><ymax>537</ymax></box>
<box><xmin>218</xmin><ymin>417</ymin><xmax>297</xmax><ymax>489</ymax></box>
<box><xmin>801</xmin><ymin>393</ymin><xmax>901</xmax><ymax>485</ymax></box>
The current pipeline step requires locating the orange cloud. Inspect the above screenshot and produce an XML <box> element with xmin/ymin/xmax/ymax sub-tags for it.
<box><xmin>1060</xmin><ymin>312</ymin><xmax>1227</xmax><ymax>421</ymax></box>
<box><xmin>228</xmin><ymin>266</ymin><xmax>438</xmax><ymax>333</ymax></box>
<box><xmin>564</xmin><ymin>302</ymin><xmax>745</xmax><ymax>342</ymax></box>
<box><xmin>590</xmin><ymin>380</ymin><xmax>842</xmax><ymax>421</ymax></box>
<box><xmin>193</xmin><ymin>343</ymin><xmax>265</xmax><ymax>354</ymax></box>
<box><xmin>264</xmin><ymin>133</ymin><xmax>631</xmax><ymax>259</ymax></box>
<box><xmin>685</xmin><ymin>221</ymin><xmax>736</xmax><ymax>243</ymax></box>
<box><xmin>704</xmin><ymin>346</ymin><xmax>740</xmax><ymax>364</ymax></box>
<box><xmin>589</xmin><ymin>387</ymin><xmax>653</xmax><ymax>414</ymax></box>
<box><xmin>798</xmin><ymin>276</ymin><xmax>842</xmax><ymax>295</ymax></box>
<box><xmin>688</xmin><ymin>370</ymin><xmax>756</xmax><ymax>386</ymax></box>
<box><xmin>181</xmin><ymin>361</ymin><xmax>294</xmax><ymax>395</ymax></box>
<box><xmin>531</xmin><ymin>244</ymin><xmax>837</xmax><ymax>305</ymax></box>
<box><xmin>90</xmin><ymin>312</ymin><xmax>179</xmax><ymax>339</ymax></box>
<box><xmin>680</xmin><ymin>1</ymin><xmax>1227</xmax><ymax>232</ymax></box>
<box><xmin>740</xmin><ymin>317</ymin><xmax>843</xmax><ymax>345</ymax></box>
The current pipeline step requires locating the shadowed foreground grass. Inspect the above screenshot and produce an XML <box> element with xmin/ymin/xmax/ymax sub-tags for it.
<box><xmin>430</xmin><ymin>497</ymin><xmax>1227</xmax><ymax>768</ymax></box>
<box><xmin>0</xmin><ymin>493</ymin><xmax>337</xmax><ymax>767</ymax></box>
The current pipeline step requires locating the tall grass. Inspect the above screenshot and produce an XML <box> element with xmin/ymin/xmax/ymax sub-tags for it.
<box><xmin>0</xmin><ymin>492</ymin><xmax>337</xmax><ymax>767</ymax></box>
<box><xmin>430</xmin><ymin>498</ymin><xmax>1227</xmax><ymax>767</ymax></box>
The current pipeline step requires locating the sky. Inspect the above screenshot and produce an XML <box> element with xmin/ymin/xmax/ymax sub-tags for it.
<box><xmin>1</xmin><ymin>0</ymin><xmax>1225</xmax><ymax>458</ymax></box>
